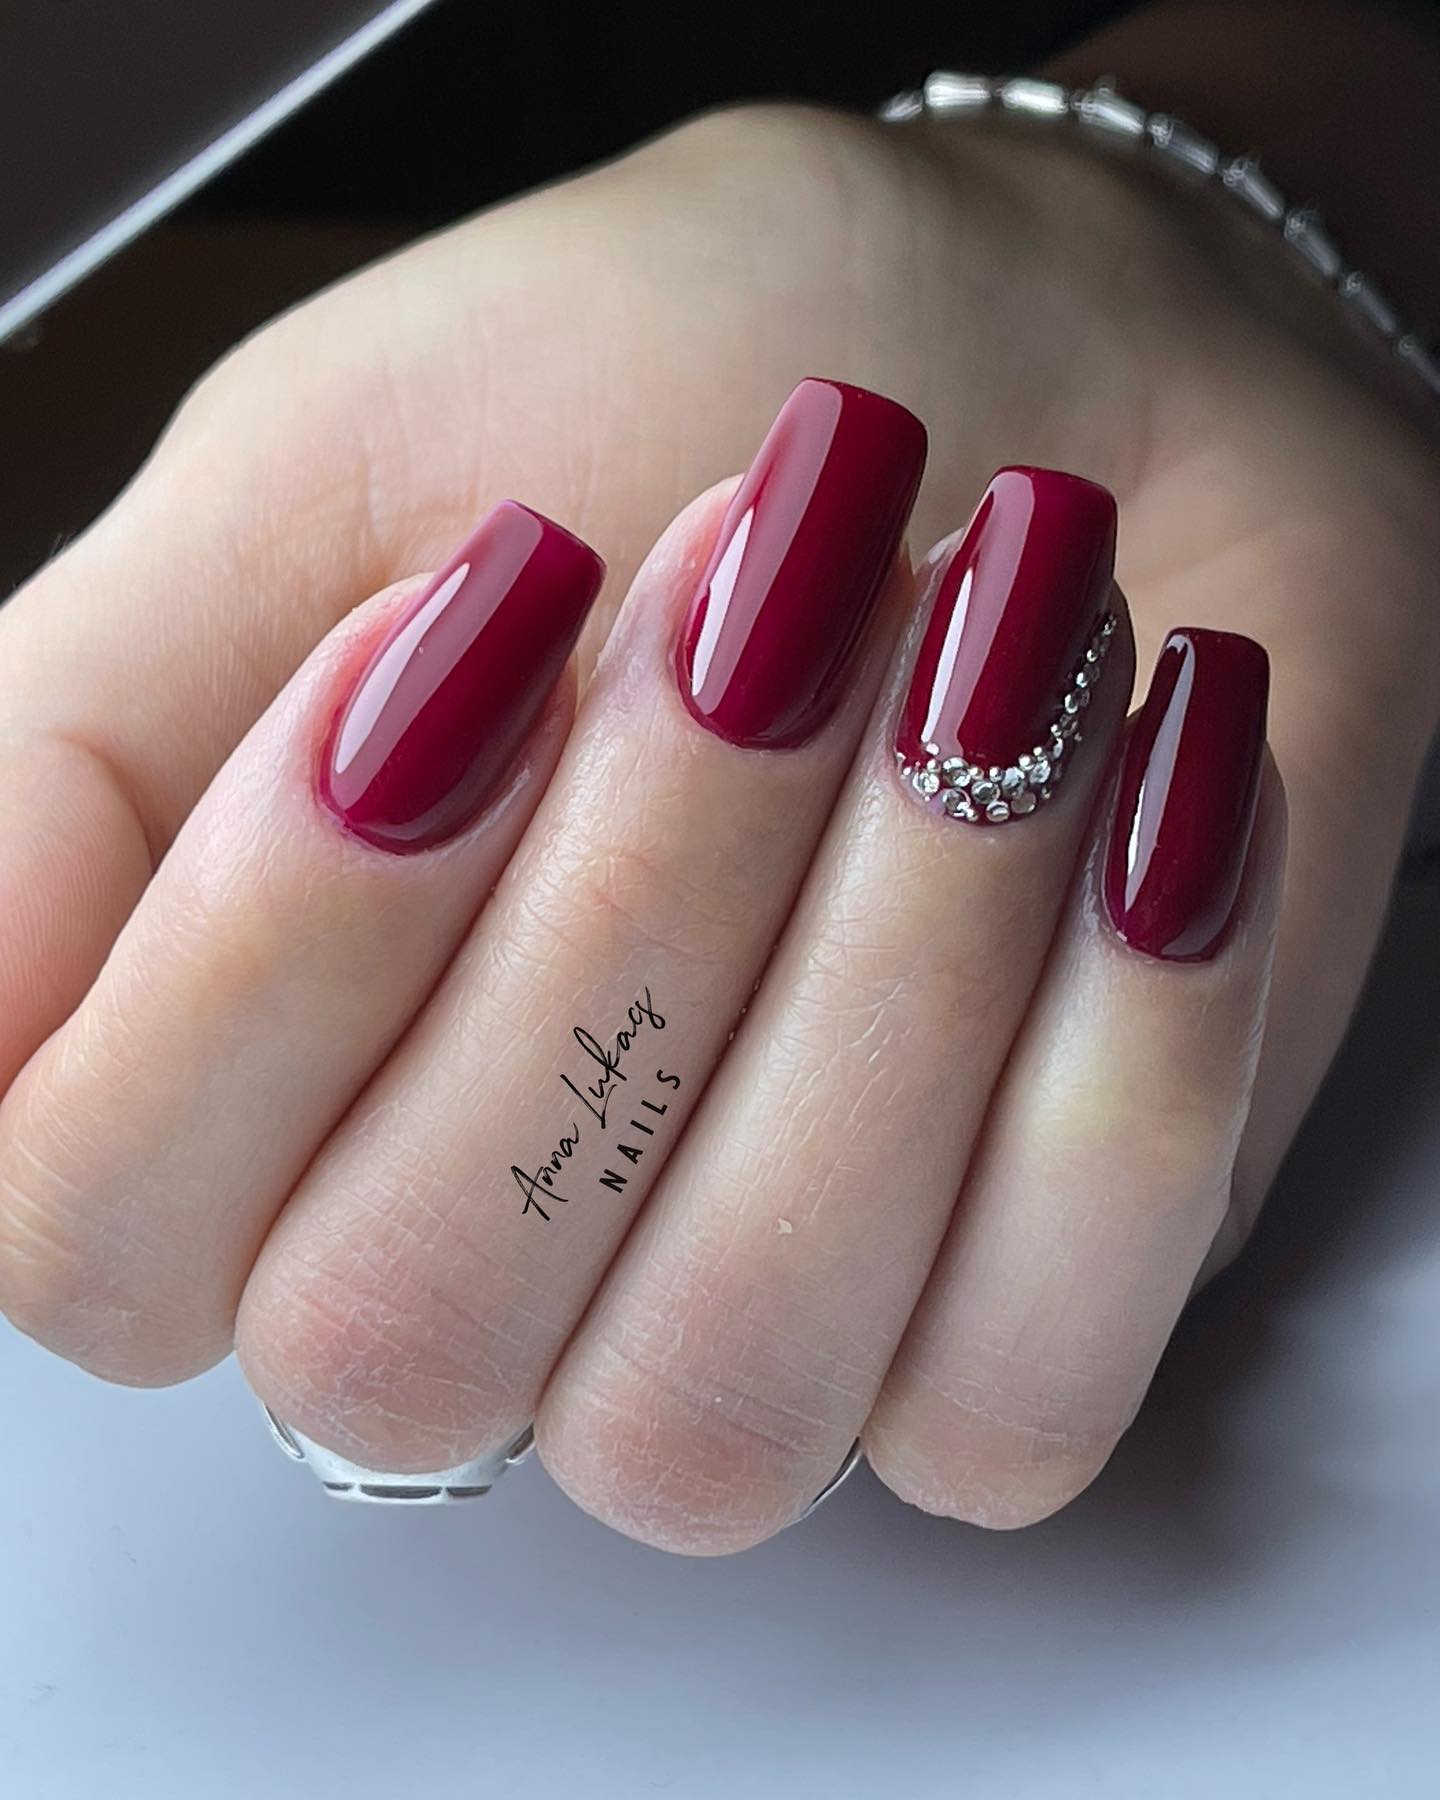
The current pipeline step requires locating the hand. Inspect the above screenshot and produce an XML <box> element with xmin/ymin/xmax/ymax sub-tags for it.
<box><xmin>0</xmin><ymin>91</ymin><xmax>1434</xmax><ymax>1545</ymax></box>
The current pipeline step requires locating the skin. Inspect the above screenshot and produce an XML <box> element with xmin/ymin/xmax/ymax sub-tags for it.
<box><xmin>1</xmin><ymin>3</ymin><xmax>1437</xmax><ymax>1548</ymax></box>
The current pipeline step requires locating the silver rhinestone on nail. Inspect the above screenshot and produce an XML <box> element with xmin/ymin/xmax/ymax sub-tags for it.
<box><xmin>897</xmin><ymin>610</ymin><xmax>1116</xmax><ymax>825</ymax></box>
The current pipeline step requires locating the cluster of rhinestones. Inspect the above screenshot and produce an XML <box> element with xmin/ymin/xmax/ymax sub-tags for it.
<box><xmin>899</xmin><ymin>613</ymin><xmax>1117</xmax><ymax>824</ymax></box>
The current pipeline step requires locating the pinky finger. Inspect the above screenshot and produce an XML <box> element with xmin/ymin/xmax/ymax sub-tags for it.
<box><xmin>865</xmin><ymin>629</ymin><xmax>1284</xmax><ymax>1528</ymax></box>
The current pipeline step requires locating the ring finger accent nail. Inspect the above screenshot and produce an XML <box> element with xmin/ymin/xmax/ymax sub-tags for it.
<box><xmin>675</xmin><ymin>377</ymin><xmax>927</xmax><ymax>749</ymax></box>
<box><xmin>896</xmin><ymin>466</ymin><xmax>1117</xmax><ymax>823</ymax></box>
<box><xmin>320</xmin><ymin>501</ymin><xmax>605</xmax><ymax>852</ymax></box>
<box><xmin>1105</xmin><ymin>628</ymin><xmax>1269</xmax><ymax>961</ymax></box>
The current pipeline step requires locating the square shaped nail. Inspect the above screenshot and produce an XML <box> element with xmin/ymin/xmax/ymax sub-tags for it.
<box><xmin>675</xmin><ymin>378</ymin><xmax>927</xmax><ymax>749</ymax></box>
<box><xmin>896</xmin><ymin>466</ymin><xmax>1118</xmax><ymax>824</ymax></box>
<box><xmin>320</xmin><ymin>501</ymin><xmax>605</xmax><ymax>851</ymax></box>
<box><xmin>1105</xmin><ymin>627</ymin><xmax>1269</xmax><ymax>960</ymax></box>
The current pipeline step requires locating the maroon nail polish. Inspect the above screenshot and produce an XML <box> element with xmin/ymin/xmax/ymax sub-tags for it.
<box><xmin>676</xmin><ymin>377</ymin><xmax>926</xmax><ymax>749</ymax></box>
<box><xmin>896</xmin><ymin>467</ymin><xmax>1118</xmax><ymax>824</ymax></box>
<box><xmin>319</xmin><ymin>501</ymin><xmax>604</xmax><ymax>852</ymax></box>
<box><xmin>1105</xmin><ymin>628</ymin><xmax>1269</xmax><ymax>961</ymax></box>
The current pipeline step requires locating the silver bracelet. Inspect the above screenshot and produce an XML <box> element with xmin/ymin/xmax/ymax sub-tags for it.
<box><xmin>879</xmin><ymin>71</ymin><xmax>1440</xmax><ymax>404</ymax></box>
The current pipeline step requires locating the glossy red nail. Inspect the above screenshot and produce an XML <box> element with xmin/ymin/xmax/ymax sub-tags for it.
<box><xmin>676</xmin><ymin>377</ymin><xmax>926</xmax><ymax>749</ymax></box>
<box><xmin>1105</xmin><ymin>628</ymin><xmax>1269</xmax><ymax>961</ymax></box>
<box><xmin>320</xmin><ymin>501</ymin><xmax>604</xmax><ymax>852</ymax></box>
<box><xmin>896</xmin><ymin>467</ymin><xmax>1118</xmax><ymax>823</ymax></box>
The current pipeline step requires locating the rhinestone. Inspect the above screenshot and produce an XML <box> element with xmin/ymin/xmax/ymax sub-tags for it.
<box><xmin>1148</xmin><ymin>114</ymin><xmax>1220</xmax><ymax>177</ymax></box>
<box><xmin>1085</xmin><ymin>646</ymin><xmax>1099</xmax><ymax>665</ymax></box>
<box><xmin>1075</xmin><ymin>87</ymin><xmax>1147</xmax><ymax>139</ymax></box>
<box><xmin>942</xmin><ymin>788</ymin><xmax>975</xmax><ymax>819</ymax></box>
<box><xmin>971</xmin><ymin>777</ymin><xmax>999</xmax><ymax>806</ymax></box>
<box><xmin>923</xmin><ymin>741</ymin><xmax>941</xmax><ymax>758</ymax></box>
<box><xmin>1063</xmin><ymin>692</ymin><xmax>1081</xmax><ymax>716</ymax></box>
<box><xmin>998</xmin><ymin>77</ymin><xmax>1068</xmax><ymax>119</ymax></box>
<box><xmin>940</xmin><ymin>757</ymin><xmax>969</xmax><ymax>786</ymax></box>
<box><xmin>1222</xmin><ymin>155</ymin><xmax>1286</xmax><ymax>223</ymax></box>
<box><xmin>1101</xmin><ymin>615</ymin><xmax>1117</xmax><ymax>637</ymax></box>
<box><xmin>1028</xmin><ymin>756</ymin><xmax>1052</xmax><ymax>787</ymax></box>
<box><xmin>1284</xmin><ymin>207</ymin><xmax>1343</xmax><ymax>282</ymax></box>
<box><xmin>1074</xmin><ymin>669</ymin><xmax>1090</xmax><ymax>689</ymax></box>
<box><xmin>914</xmin><ymin>767</ymin><xmax>941</xmax><ymax>796</ymax></box>
<box><xmin>1341</xmin><ymin>272</ymin><xmax>1400</xmax><ymax>339</ymax></box>
<box><xmin>1397</xmin><ymin>336</ymin><xmax>1440</xmax><ymax>396</ymax></box>
<box><xmin>1017</xmin><ymin>753</ymin><xmax>1033</xmax><ymax>770</ymax></box>
<box><xmin>878</xmin><ymin>89</ymin><xmax>924</xmax><ymax>123</ymax></box>
<box><xmin>985</xmin><ymin>801</ymin><xmax>1011</xmax><ymax>823</ymax></box>
<box><xmin>924</xmin><ymin>71</ymin><xmax>993</xmax><ymax>115</ymax></box>
<box><xmin>1000</xmin><ymin>768</ymin><xmax>1027</xmax><ymax>798</ymax></box>
<box><xmin>1010</xmin><ymin>789</ymin><xmax>1037</xmax><ymax>815</ymax></box>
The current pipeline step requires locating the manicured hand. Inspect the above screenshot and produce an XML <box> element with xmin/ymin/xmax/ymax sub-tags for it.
<box><xmin>0</xmin><ymin>99</ymin><xmax>1434</xmax><ymax>1546</ymax></box>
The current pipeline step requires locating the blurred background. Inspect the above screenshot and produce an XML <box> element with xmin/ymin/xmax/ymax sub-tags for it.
<box><xmin>0</xmin><ymin>0</ymin><xmax>1144</xmax><ymax>593</ymax></box>
<box><xmin>3</xmin><ymin>0</ymin><xmax>1438</xmax><ymax>592</ymax></box>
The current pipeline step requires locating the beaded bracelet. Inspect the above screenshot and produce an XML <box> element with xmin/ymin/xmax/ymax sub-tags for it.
<box><xmin>880</xmin><ymin>71</ymin><xmax>1440</xmax><ymax>404</ymax></box>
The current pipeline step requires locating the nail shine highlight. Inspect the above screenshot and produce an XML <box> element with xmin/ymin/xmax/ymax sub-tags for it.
<box><xmin>320</xmin><ymin>501</ymin><xmax>605</xmax><ymax>852</ymax></box>
<box><xmin>675</xmin><ymin>378</ymin><xmax>927</xmax><ymax>749</ymax></box>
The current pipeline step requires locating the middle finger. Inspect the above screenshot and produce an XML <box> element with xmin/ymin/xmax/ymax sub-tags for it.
<box><xmin>540</xmin><ymin>467</ymin><xmax>1132</xmax><ymax>1552</ymax></box>
<box><xmin>238</xmin><ymin>379</ymin><xmax>927</xmax><ymax>1470</ymax></box>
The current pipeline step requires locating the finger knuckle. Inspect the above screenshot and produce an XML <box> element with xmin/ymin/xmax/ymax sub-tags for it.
<box><xmin>237</xmin><ymin>1209</ymin><xmax>527</xmax><ymax>1473</ymax></box>
<box><xmin>538</xmin><ymin>1325</ymin><xmax>836</xmax><ymax>1555</ymax></box>
<box><xmin>0</xmin><ymin>1115</ymin><xmax>224</xmax><ymax>1385</ymax></box>
<box><xmin>1048</xmin><ymin>1088</ymin><xmax>1234</xmax><ymax>1234</ymax></box>
<box><xmin>524</xmin><ymin>827</ymin><xmax>744</xmax><ymax>971</ymax></box>
<box><xmin>864</xmin><ymin>1379</ymin><xmax>1119</xmax><ymax>1530</ymax></box>
<box><xmin>663</xmin><ymin>99</ymin><xmax>874</xmax><ymax>171</ymax></box>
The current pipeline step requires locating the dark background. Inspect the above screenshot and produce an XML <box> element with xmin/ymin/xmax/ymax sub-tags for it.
<box><xmin>0</xmin><ymin>0</ymin><xmax>1120</xmax><ymax>588</ymax></box>
<box><xmin>189</xmin><ymin>0</ymin><xmax>1128</xmax><ymax>229</ymax></box>
<box><xmin>3</xmin><ymin>0</ymin><xmax>1437</xmax><ymax>589</ymax></box>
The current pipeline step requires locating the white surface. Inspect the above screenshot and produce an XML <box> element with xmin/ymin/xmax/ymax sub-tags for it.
<box><xmin>3</xmin><ymin>859</ymin><xmax>1439</xmax><ymax>1798</ymax></box>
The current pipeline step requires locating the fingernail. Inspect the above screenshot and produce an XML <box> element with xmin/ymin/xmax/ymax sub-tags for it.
<box><xmin>320</xmin><ymin>501</ymin><xmax>605</xmax><ymax>851</ymax></box>
<box><xmin>675</xmin><ymin>377</ymin><xmax>926</xmax><ymax>749</ymax></box>
<box><xmin>794</xmin><ymin>1438</ymin><xmax>864</xmax><ymax>1524</ymax></box>
<box><xmin>896</xmin><ymin>466</ymin><xmax>1117</xmax><ymax>824</ymax></box>
<box><xmin>263</xmin><ymin>1406</ymin><xmax>536</xmax><ymax>1505</ymax></box>
<box><xmin>1104</xmin><ymin>628</ymin><xmax>1269</xmax><ymax>961</ymax></box>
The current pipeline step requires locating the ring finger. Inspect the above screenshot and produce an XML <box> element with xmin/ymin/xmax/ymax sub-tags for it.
<box><xmin>538</xmin><ymin>466</ymin><xmax>1133</xmax><ymax>1552</ymax></box>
